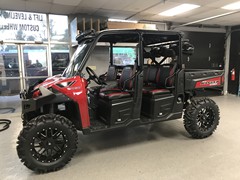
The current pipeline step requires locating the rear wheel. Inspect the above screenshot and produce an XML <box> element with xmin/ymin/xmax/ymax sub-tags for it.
<box><xmin>17</xmin><ymin>114</ymin><xmax>78</xmax><ymax>173</ymax></box>
<box><xmin>184</xmin><ymin>98</ymin><xmax>220</xmax><ymax>139</ymax></box>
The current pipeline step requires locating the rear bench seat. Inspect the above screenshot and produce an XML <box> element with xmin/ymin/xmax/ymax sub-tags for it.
<box><xmin>141</xmin><ymin>64</ymin><xmax>177</xmax><ymax>118</ymax></box>
<box><xmin>142</xmin><ymin>63</ymin><xmax>176</xmax><ymax>96</ymax></box>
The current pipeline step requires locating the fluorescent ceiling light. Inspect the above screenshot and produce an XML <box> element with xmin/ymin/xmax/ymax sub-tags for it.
<box><xmin>108</xmin><ymin>18</ymin><xmax>138</xmax><ymax>23</ymax></box>
<box><xmin>159</xmin><ymin>4</ymin><xmax>200</xmax><ymax>16</ymax></box>
<box><xmin>222</xmin><ymin>1</ymin><xmax>240</xmax><ymax>10</ymax></box>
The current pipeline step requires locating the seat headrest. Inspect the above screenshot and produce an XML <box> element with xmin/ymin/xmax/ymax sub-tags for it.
<box><xmin>150</xmin><ymin>47</ymin><xmax>176</xmax><ymax>58</ymax></box>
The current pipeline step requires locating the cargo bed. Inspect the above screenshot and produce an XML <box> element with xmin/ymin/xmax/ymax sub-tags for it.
<box><xmin>184</xmin><ymin>69</ymin><xmax>224</xmax><ymax>91</ymax></box>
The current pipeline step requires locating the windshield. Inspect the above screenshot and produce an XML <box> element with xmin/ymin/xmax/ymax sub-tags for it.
<box><xmin>62</xmin><ymin>39</ymin><xmax>93</xmax><ymax>77</ymax></box>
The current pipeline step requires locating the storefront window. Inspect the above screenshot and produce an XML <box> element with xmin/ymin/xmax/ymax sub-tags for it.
<box><xmin>0</xmin><ymin>45</ymin><xmax>19</xmax><ymax>77</ymax></box>
<box><xmin>49</xmin><ymin>15</ymin><xmax>69</xmax><ymax>42</ymax></box>
<box><xmin>23</xmin><ymin>45</ymin><xmax>48</xmax><ymax>77</ymax></box>
<box><xmin>51</xmin><ymin>44</ymin><xmax>69</xmax><ymax>75</ymax></box>
<box><xmin>0</xmin><ymin>10</ymin><xmax>47</xmax><ymax>41</ymax></box>
<box><xmin>0</xmin><ymin>10</ymin><xmax>70</xmax><ymax>97</ymax></box>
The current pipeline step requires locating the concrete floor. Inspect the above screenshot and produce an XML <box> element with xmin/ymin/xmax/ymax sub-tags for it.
<box><xmin>0</xmin><ymin>94</ymin><xmax>240</xmax><ymax>180</ymax></box>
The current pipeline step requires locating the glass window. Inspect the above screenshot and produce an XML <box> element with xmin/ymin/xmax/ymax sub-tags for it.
<box><xmin>25</xmin><ymin>78</ymin><xmax>46</xmax><ymax>89</ymax></box>
<box><xmin>49</xmin><ymin>15</ymin><xmax>69</xmax><ymax>42</ymax></box>
<box><xmin>63</xmin><ymin>39</ymin><xmax>93</xmax><ymax>77</ymax></box>
<box><xmin>112</xmin><ymin>47</ymin><xmax>137</xmax><ymax>66</ymax></box>
<box><xmin>0</xmin><ymin>10</ymin><xmax>47</xmax><ymax>41</ymax></box>
<box><xmin>23</xmin><ymin>45</ymin><xmax>48</xmax><ymax>77</ymax></box>
<box><xmin>51</xmin><ymin>44</ymin><xmax>69</xmax><ymax>75</ymax></box>
<box><xmin>0</xmin><ymin>45</ymin><xmax>19</xmax><ymax>77</ymax></box>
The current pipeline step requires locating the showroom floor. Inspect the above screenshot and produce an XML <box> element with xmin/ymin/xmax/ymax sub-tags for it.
<box><xmin>0</xmin><ymin>94</ymin><xmax>240</xmax><ymax>180</ymax></box>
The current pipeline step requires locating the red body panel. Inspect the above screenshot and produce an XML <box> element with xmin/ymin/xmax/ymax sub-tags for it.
<box><xmin>195</xmin><ymin>77</ymin><xmax>222</xmax><ymax>88</ymax></box>
<box><xmin>34</xmin><ymin>75</ymin><xmax>90</xmax><ymax>128</ymax></box>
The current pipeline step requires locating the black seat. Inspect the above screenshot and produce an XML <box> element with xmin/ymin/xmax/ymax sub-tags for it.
<box><xmin>156</xmin><ymin>63</ymin><xmax>177</xmax><ymax>88</ymax></box>
<box><xmin>106</xmin><ymin>65</ymin><xmax>117</xmax><ymax>81</ymax></box>
<box><xmin>99</xmin><ymin>66</ymin><xmax>133</xmax><ymax>100</ymax></box>
<box><xmin>88</xmin><ymin>65</ymin><xmax>117</xmax><ymax>94</ymax></box>
<box><xmin>142</xmin><ymin>63</ymin><xmax>177</xmax><ymax>96</ymax></box>
<box><xmin>143</xmin><ymin>66</ymin><xmax>158</xmax><ymax>86</ymax></box>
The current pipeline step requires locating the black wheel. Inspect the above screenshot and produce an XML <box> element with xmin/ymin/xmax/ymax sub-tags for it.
<box><xmin>17</xmin><ymin>114</ymin><xmax>78</xmax><ymax>173</ymax></box>
<box><xmin>22</xmin><ymin>112</ymin><xmax>38</xmax><ymax>126</ymax></box>
<box><xmin>184</xmin><ymin>98</ymin><xmax>220</xmax><ymax>139</ymax></box>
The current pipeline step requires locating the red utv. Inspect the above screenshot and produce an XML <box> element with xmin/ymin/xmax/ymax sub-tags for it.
<box><xmin>17</xmin><ymin>29</ymin><xmax>224</xmax><ymax>173</ymax></box>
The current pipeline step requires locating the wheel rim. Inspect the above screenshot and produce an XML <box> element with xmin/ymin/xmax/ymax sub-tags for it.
<box><xmin>30</xmin><ymin>127</ymin><xmax>68</xmax><ymax>163</ymax></box>
<box><xmin>196</xmin><ymin>107</ymin><xmax>215</xmax><ymax>132</ymax></box>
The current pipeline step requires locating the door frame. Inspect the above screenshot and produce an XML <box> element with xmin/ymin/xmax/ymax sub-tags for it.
<box><xmin>0</xmin><ymin>43</ymin><xmax>51</xmax><ymax>93</ymax></box>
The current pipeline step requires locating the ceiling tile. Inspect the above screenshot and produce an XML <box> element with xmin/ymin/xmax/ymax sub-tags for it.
<box><xmin>79</xmin><ymin>0</ymin><xmax>110</xmax><ymax>9</ymax></box>
<box><xmin>130</xmin><ymin>12</ymin><xmax>156</xmax><ymax>21</ymax></box>
<box><xmin>50</xmin><ymin>4</ymin><xmax>75</xmax><ymax>14</ymax></box>
<box><xmin>100</xmin><ymin>0</ymin><xmax>137</xmax><ymax>11</ymax></box>
<box><xmin>124</xmin><ymin>0</ymin><xmax>161</xmax><ymax>12</ymax></box>
<box><xmin>1</xmin><ymin>0</ymin><xmax>240</xmax><ymax>27</ymax></box>
<box><xmin>206</xmin><ymin>0</ymin><xmax>239</xmax><ymax>8</ymax></box>
<box><xmin>25</xmin><ymin>2</ymin><xmax>51</xmax><ymax>14</ymax></box>
<box><xmin>93</xmin><ymin>9</ymin><xmax>134</xmax><ymax>19</ymax></box>
<box><xmin>0</xmin><ymin>0</ymin><xmax>26</xmax><ymax>11</ymax></box>
<box><xmin>30</xmin><ymin>0</ymin><xmax>53</xmax><ymax>3</ymax></box>
<box><xmin>187</xmin><ymin>8</ymin><xmax>229</xmax><ymax>19</ymax></box>
<box><xmin>53</xmin><ymin>0</ymin><xmax>82</xmax><ymax>6</ymax></box>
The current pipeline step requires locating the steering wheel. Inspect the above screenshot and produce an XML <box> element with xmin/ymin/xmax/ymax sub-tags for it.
<box><xmin>86</xmin><ymin>66</ymin><xmax>103</xmax><ymax>85</ymax></box>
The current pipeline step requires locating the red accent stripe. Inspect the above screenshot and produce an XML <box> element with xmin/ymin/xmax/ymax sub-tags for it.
<box><xmin>151</xmin><ymin>89</ymin><xmax>169</xmax><ymax>93</ymax></box>
<box><xmin>107</xmin><ymin>92</ymin><xmax>129</xmax><ymax>97</ymax></box>
<box><xmin>195</xmin><ymin>77</ymin><xmax>222</xmax><ymax>88</ymax></box>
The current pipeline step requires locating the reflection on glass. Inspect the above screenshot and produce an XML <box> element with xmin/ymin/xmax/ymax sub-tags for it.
<box><xmin>25</xmin><ymin>78</ymin><xmax>46</xmax><ymax>89</ymax></box>
<box><xmin>63</xmin><ymin>39</ymin><xmax>93</xmax><ymax>77</ymax></box>
<box><xmin>49</xmin><ymin>14</ymin><xmax>69</xmax><ymax>42</ymax></box>
<box><xmin>0</xmin><ymin>45</ymin><xmax>20</xmax><ymax>77</ymax></box>
<box><xmin>23</xmin><ymin>45</ymin><xmax>48</xmax><ymax>77</ymax></box>
<box><xmin>51</xmin><ymin>44</ymin><xmax>69</xmax><ymax>75</ymax></box>
<box><xmin>0</xmin><ymin>78</ymin><xmax>21</xmax><ymax>95</ymax></box>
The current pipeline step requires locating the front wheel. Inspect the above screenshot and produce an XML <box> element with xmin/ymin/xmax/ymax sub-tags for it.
<box><xmin>17</xmin><ymin>114</ymin><xmax>78</xmax><ymax>173</ymax></box>
<box><xmin>184</xmin><ymin>98</ymin><xmax>220</xmax><ymax>139</ymax></box>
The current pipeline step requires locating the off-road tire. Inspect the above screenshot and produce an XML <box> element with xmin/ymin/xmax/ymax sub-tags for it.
<box><xmin>22</xmin><ymin>112</ymin><xmax>38</xmax><ymax>126</ymax></box>
<box><xmin>184</xmin><ymin>98</ymin><xmax>220</xmax><ymax>139</ymax></box>
<box><xmin>17</xmin><ymin>114</ymin><xmax>78</xmax><ymax>173</ymax></box>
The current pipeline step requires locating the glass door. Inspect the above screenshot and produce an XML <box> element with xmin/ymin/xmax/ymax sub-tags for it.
<box><xmin>0</xmin><ymin>44</ymin><xmax>49</xmax><ymax>96</ymax></box>
<box><xmin>21</xmin><ymin>45</ymin><xmax>49</xmax><ymax>90</ymax></box>
<box><xmin>0</xmin><ymin>44</ymin><xmax>21</xmax><ymax>95</ymax></box>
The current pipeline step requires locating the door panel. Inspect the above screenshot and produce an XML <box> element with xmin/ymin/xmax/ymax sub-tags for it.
<box><xmin>21</xmin><ymin>45</ymin><xmax>49</xmax><ymax>89</ymax></box>
<box><xmin>22</xmin><ymin>45</ymin><xmax>48</xmax><ymax>77</ymax></box>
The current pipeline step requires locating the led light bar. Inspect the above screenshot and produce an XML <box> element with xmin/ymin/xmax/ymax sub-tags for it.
<box><xmin>159</xmin><ymin>3</ymin><xmax>200</xmax><ymax>17</ymax></box>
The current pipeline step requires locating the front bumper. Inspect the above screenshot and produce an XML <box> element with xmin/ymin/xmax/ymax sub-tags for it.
<box><xmin>20</xmin><ymin>87</ymin><xmax>56</xmax><ymax>113</ymax></box>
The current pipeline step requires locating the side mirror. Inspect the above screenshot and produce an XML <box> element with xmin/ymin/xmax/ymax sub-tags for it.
<box><xmin>182</xmin><ymin>42</ymin><xmax>194</xmax><ymax>55</ymax></box>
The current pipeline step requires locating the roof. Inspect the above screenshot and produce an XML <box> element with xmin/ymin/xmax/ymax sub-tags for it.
<box><xmin>98</xmin><ymin>29</ymin><xmax>182</xmax><ymax>36</ymax></box>
<box><xmin>97</xmin><ymin>29</ymin><xmax>182</xmax><ymax>44</ymax></box>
